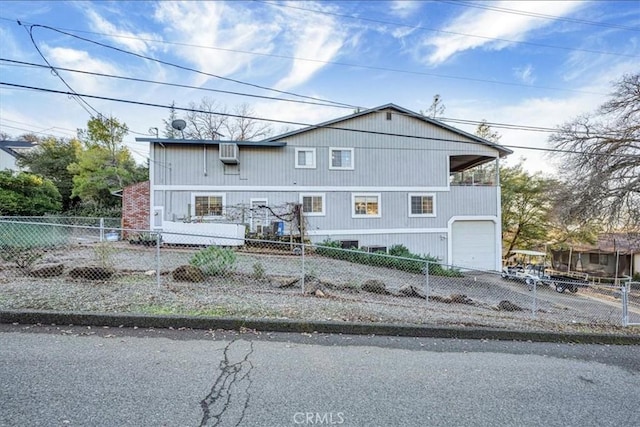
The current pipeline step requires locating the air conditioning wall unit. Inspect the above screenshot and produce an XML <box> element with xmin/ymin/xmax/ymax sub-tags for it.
<box><xmin>219</xmin><ymin>143</ymin><xmax>239</xmax><ymax>164</ymax></box>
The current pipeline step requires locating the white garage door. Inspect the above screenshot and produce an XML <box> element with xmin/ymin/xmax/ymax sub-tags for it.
<box><xmin>451</xmin><ymin>220</ymin><xmax>496</xmax><ymax>271</ymax></box>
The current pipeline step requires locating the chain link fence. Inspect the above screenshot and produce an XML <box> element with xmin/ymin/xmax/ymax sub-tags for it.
<box><xmin>1</xmin><ymin>220</ymin><xmax>639</xmax><ymax>331</ymax></box>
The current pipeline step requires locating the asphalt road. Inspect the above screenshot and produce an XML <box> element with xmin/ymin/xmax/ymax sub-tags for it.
<box><xmin>1</xmin><ymin>324</ymin><xmax>638</xmax><ymax>427</ymax></box>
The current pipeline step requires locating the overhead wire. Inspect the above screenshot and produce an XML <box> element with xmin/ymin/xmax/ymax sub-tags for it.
<box><xmin>2</xmin><ymin>81</ymin><xmax>637</xmax><ymax>159</ymax></box>
<box><xmin>440</xmin><ymin>0</ymin><xmax>640</xmax><ymax>32</ymax></box>
<box><xmin>257</xmin><ymin>1</ymin><xmax>639</xmax><ymax>59</ymax></box>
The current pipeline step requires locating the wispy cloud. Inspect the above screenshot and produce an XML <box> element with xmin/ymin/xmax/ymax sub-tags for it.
<box><xmin>389</xmin><ymin>1</ymin><xmax>422</xmax><ymax>19</ymax></box>
<box><xmin>420</xmin><ymin>1</ymin><xmax>585</xmax><ymax>65</ymax></box>
<box><xmin>272</xmin><ymin>3</ymin><xmax>347</xmax><ymax>91</ymax></box>
<box><xmin>85</xmin><ymin>8</ymin><xmax>159</xmax><ymax>54</ymax></box>
<box><xmin>513</xmin><ymin>64</ymin><xmax>535</xmax><ymax>84</ymax></box>
<box><xmin>153</xmin><ymin>2</ymin><xmax>279</xmax><ymax>86</ymax></box>
<box><xmin>44</xmin><ymin>46</ymin><xmax>119</xmax><ymax>93</ymax></box>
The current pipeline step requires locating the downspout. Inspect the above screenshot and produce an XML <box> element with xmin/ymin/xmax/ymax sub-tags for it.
<box><xmin>203</xmin><ymin>145</ymin><xmax>207</xmax><ymax>176</ymax></box>
<box><xmin>568</xmin><ymin>247</ymin><xmax>572</xmax><ymax>273</ymax></box>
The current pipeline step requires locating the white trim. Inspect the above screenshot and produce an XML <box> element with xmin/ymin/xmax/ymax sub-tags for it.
<box><xmin>408</xmin><ymin>193</ymin><xmax>436</xmax><ymax>217</ymax></box>
<box><xmin>154</xmin><ymin>184</ymin><xmax>449</xmax><ymax>192</ymax></box>
<box><xmin>191</xmin><ymin>192</ymin><xmax>226</xmax><ymax>218</ymax></box>
<box><xmin>352</xmin><ymin>193</ymin><xmax>381</xmax><ymax>218</ymax></box>
<box><xmin>294</xmin><ymin>148</ymin><xmax>316</xmax><ymax>169</ymax></box>
<box><xmin>299</xmin><ymin>193</ymin><xmax>326</xmax><ymax>216</ymax></box>
<box><xmin>447</xmin><ymin>216</ymin><xmax>500</xmax><ymax>271</ymax></box>
<box><xmin>149</xmin><ymin>143</ymin><xmax>155</xmax><ymax>230</ymax></box>
<box><xmin>306</xmin><ymin>227</ymin><xmax>448</xmax><ymax>236</ymax></box>
<box><xmin>329</xmin><ymin>147</ymin><xmax>354</xmax><ymax>170</ymax></box>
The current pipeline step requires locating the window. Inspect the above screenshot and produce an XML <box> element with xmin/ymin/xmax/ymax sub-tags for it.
<box><xmin>329</xmin><ymin>147</ymin><xmax>354</xmax><ymax>170</ymax></box>
<box><xmin>192</xmin><ymin>193</ymin><xmax>225</xmax><ymax>217</ymax></box>
<box><xmin>352</xmin><ymin>193</ymin><xmax>380</xmax><ymax>218</ymax></box>
<box><xmin>295</xmin><ymin>148</ymin><xmax>316</xmax><ymax>168</ymax></box>
<box><xmin>300</xmin><ymin>193</ymin><xmax>325</xmax><ymax>216</ymax></box>
<box><xmin>589</xmin><ymin>253</ymin><xmax>609</xmax><ymax>266</ymax></box>
<box><xmin>408</xmin><ymin>193</ymin><xmax>436</xmax><ymax>217</ymax></box>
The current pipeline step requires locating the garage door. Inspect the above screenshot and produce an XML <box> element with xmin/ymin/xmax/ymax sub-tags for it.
<box><xmin>451</xmin><ymin>220</ymin><xmax>496</xmax><ymax>271</ymax></box>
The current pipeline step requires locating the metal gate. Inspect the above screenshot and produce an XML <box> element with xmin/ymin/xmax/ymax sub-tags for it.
<box><xmin>621</xmin><ymin>282</ymin><xmax>640</xmax><ymax>326</ymax></box>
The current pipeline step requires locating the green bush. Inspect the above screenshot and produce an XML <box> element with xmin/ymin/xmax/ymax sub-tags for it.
<box><xmin>190</xmin><ymin>246</ymin><xmax>237</xmax><ymax>276</ymax></box>
<box><xmin>315</xmin><ymin>240</ymin><xmax>462</xmax><ymax>277</ymax></box>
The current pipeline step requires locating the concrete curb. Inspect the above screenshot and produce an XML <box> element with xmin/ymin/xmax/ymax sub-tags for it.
<box><xmin>1</xmin><ymin>310</ymin><xmax>639</xmax><ymax>345</ymax></box>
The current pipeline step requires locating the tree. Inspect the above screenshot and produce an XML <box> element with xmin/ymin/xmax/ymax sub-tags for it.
<box><xmin>17</xmin><ymin>137</ymin><xmax>81</xmax><ymax>210</ymax></box>
<box><xmin>0</xmin><ymin>170</ymin><xmax>62</xmax><ymax>215</ymax></box>
<box><xmin>500</xmin><ymin>163</ymin><xmax>555</xmax><ymax>255</ymax></box>
<box><xmin>162</xmin><ymin>101</ymin><xmax>180</xmax><ymax>138</ymax></box>
<box><xmin>550</xmin><ymin>73</ymin><xmax>640</xmax><ymax>229</ymax></box>
<box><xmin>184</xmin><ymin>97</ymin><xmax>227</xmax><ymax>140</ymax></box>
<box><xmin>224</xmin><ymin>103</ymin><xmax>272</xmax><ymax>141</ymax></box>
<box><xmin>68</xmin><ymin>116</ymin><xmax>141</xmax><ymax>208</ymax></box>
<box><xmin>177</xmin><ymin>98</ymin><xmax>272</xmax><ymax>141</ymax></box>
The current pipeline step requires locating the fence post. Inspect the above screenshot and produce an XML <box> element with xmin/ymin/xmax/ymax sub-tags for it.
<box><xmin>301</xmin><ymin>242</ymin><xmax>305</xmax><ymax>294</ymax></box>
<box><xmin>621</xmin><ymin>283</ymin><xmax>629</xmax><ymax>327</ymax></box>
<box><xmin>99</xmin><ymin>218</ymin><xmax>105</xmax><ymax>242</ymax></box>
<box><xmin>156</xmin><ymin>231</ymin><xmax>161</xmax><ymax>287</ymax></box>
<box><xmin>532</xmin><ymin>280</ymin><xmax>537</xmax><ymax>318</ymax></box>
<box><xmin>424</xmin><ymin>261</ymin><xmax>430</xmax><ymax>302</ymax></box>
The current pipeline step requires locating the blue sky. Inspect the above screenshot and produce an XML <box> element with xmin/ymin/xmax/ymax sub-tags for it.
<box><xmin>0</xmin><ymin>1</ymin><xmax>638</xmax><ymax>173</ymax></box>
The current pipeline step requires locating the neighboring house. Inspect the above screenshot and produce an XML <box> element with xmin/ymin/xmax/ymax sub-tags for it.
<box><xmin>0</xmin><ymin>140</ymin><xmax>35</xmax><ymax>171</ymax></box>
<box><xmin>551</xmin><ymin>233</ymin><xmax>640</xmax><ymax>278</ymax></box>
<box><xmin>135</xmin><ymin>104</ymin><xmax>512</xmax><ymax>271</ymax></box>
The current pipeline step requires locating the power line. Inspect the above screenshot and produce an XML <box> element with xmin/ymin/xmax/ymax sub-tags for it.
<box><xmin>0</xmin><ymin>58</ymin><xmax>355</xmax><ymax>110</ymax></box>
<box><xmin>441</xmin><ymin>0</ymin><xmax>640</xmax><ymax>32</ymax></box>
<box><xmin>24</xmin><ymin>23</ymin><xmax>356</xmax><ymax>110</ymax></box>
<box><xmin>0</xmin><ymin>17</ymin><xmax>622</xmax><ymax>98</ymax></box>
<box><xmin>2</xmin><ymin>81</ymin><xmax>637</xmax><ymax>159</ymax></box>
<box><xmin>258</xmin><ymin>1</ymin><xmax>639</xmax><ymax>59</ymax></box>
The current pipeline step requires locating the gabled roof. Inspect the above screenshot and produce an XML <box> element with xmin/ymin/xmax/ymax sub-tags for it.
<box><xmin>264</xmin><ymin>103</ymin><xmax>513</xmax><ymax>157</ymax></box>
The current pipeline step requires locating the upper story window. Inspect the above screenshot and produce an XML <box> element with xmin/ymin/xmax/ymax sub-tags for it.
<box><xmin>352</xmin><ymin>193</ymin><xmax>380</xmax><ymax>218</ymax></box>
<box><xmin>300</xmin><ymin>193</ymin><xmax>325</xmax><ymax>216</ymax></box>
<box><xmin>192</xmin><ymin>193</ymin><xmax>225</xmax><ymax>218</ymax></box>
<box><xmin>408</xmin><ymin>193</ymin><xmax>436</xmax><ymax>217</ymax></box>
<box><xmin>295</xmin><ymin>148</ymin><xmax>316</xmax><ymax>169</ymax></box>
<box><xmin>329</xmin><ymin>147</ymin><xmax>354</xmax><ymax>170</ymax></box>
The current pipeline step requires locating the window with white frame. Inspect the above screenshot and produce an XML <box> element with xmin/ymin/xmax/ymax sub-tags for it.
<box><xmin>300</xmin><ymin>193</ymin><xmax>325</xmax><ymax>216</ymax></box>
<box><xmin>352</xmin><ymin>193</ymin><xmax>380</xmax><ymax>218</ymax></box>
<box><xmin>192</xmin><ymin>193</ymin><xmax>225</xmax><ymax>218</ymax></box>
<box><xmin>295</xmin><ymin>148</ymin><xmax>316</xmax><ymax>168</ymax></box>
<box><xmin>329</xmin><ymin>147</ymin><xmax>354</xmax><ymax>170</ymax></box>
<box><xmin>408</xmin><ymin>193</ymin><xmax>436</xmax><ymax>217</ymax></box>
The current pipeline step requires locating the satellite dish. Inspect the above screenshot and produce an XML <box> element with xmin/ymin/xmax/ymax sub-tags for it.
<box><xmin>171</xmin><ymin>119</ymin><xmax>187</xmax><ymax>131</ymax></box>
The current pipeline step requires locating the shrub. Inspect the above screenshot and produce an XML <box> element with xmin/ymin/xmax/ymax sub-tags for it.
<box><xmin>0</xmin><ymin>246</ymin><xmax>44</xmax><ymax>270</ymax></box>
<box><xmin>252</xmin><ymin>262</ymin><xmax>266</xmax><ymax>279</ymax></box>
<box><xmin>190</xmin><ymin>246</ymin><xmax>237</xmax><ymax>276</ymax></box>
<box><xmin>315</xmin><ymin>239</ymin><xmax>462</xmax><ymax>277</ymax></box>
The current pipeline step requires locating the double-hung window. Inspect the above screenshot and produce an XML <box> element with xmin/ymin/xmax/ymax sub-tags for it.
<box><xmin>408</xmin><ymin>194</ymin><xmax>436</xmax><ymax>217</ymax></box>
<box><xmin>329</xmin><ymin>147</ymin><xmax>354</xmax><ymax>170</ymax></box>
<box><xmin>300</xmin><ymin>193</ymin><xmax>325</xmax><ymax>216</ymax></box>
<box><xmin>352</xmin><ymin>193</ymin><xmax>380</xmax><ymax>218</ymax></box>
<box><xmin>295</xmin><ymin>148</ymin><xmax>316</xmax><ymax>168</ymax></box>
<box><xmin>192</xmin><ymin>193</ymin><xmax>225</xmax><ymax>218</ymax></box>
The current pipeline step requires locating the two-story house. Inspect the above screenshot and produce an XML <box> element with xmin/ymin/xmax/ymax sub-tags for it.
<box><xmin>136</xmin><ymin>104</ymin><xmax>512</xmax><ymax>271</ymax></box>
<box><xmin>0</xmin><ymin>140</ymin><xmax>35</xmax><ymax>171</ymax></box>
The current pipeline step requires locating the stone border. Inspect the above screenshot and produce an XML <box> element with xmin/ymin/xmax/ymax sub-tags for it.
<box><xmin>2</xmin><ymin>310</ymin><xmax>639</xmax><ymax>345</ymax></box>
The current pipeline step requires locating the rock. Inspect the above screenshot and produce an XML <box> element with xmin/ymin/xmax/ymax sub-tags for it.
<box><xmin>69</xmin><ymin>266</ymin><xmax>114</xmax><ymax>280</ymax></box>
<box><xmin>498</xmin><ymin>300</ymin><xmax>523</xmax><ymax>311</ymax></box>
<box><xmin>29</xmin><ymin>263</ymin><xmax>64</xmax><ymax>278</ymax></box>
<box><xmin>143</xmin><ymin>270</ymin><xmax>156</xmax><ymax>276</ymax></box>
<box><xmin>398</xmin><ymin>284</ymin><xmax>426</xmax><ymax>299</ymax></box>
<box><xmin>429</xmin><ymin>295</ymin><xmax>452</xmax><ymax>303</ymax></box>
<box><xmin>450</xmin><ymin>294</ymin><xmax>473</xmax><ymax>304</ymax></box>
<box><xmin>314</xmin><ymin>289</ymin><xmax>326</xmax><ymax>298</ymax></box>
<box><xmin>303</xmin><ymin>278</ymin><xmax>325</xmax><ymax>295</ymax></box>
<box><xmin>172</xmin><ymin>265</ymin><xmax>205</xmax><ymax>282</ymax></box>
<box><xmin>362</xmin><ymin>279</ymin><xmax>389</xmax><ymax>294</ymax></box>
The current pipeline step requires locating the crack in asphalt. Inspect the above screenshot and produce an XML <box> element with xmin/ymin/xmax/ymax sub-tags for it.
<box><xmin>199</xmin><ymin>339</ymin><xmax>254</xmax><ymax>427</ymax></box>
